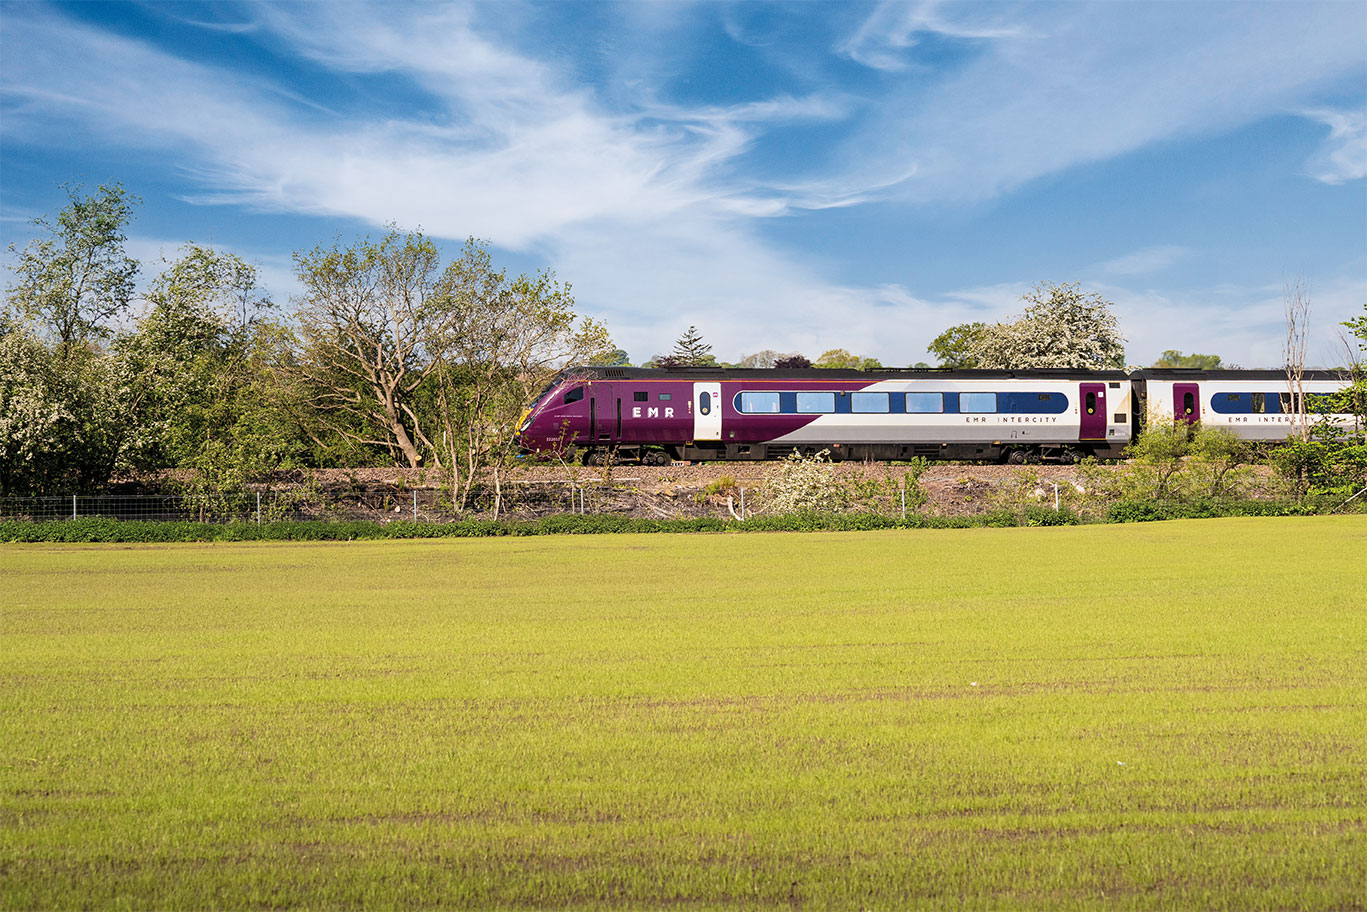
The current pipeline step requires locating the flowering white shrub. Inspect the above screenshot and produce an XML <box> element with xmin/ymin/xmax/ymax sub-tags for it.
<box><xmin>759</xmin><ymin>449</ymin><xmax>847</xmax><ymax>514</ymax></box>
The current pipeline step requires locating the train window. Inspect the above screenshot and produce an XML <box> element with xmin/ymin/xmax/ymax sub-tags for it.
<box><xmin>851</xmin><ymin>392</ymin><xmax>889</xmax><ymax>413</ymax></box>
<box><xmin>659</xmin><ymin>393</ymin><xmax>672</xmax><ymax>401</ymax></box>
<box><xmin>999</xmin><ymin>392</ymin><xmax>1068</xmax><ymax>414</ymax></box>
<box><xmin>795</xmin><ymin>391</ymin><xmax>836</xmax><ymax>414</ymax></box>
<box><xmin>738</xmin><ymin>391</ymin><xmax>780</xmax><ymax>414</ymax></box>
<box><xmin>633</xmin><ymin>391</ymin><xmax>648</xmax><ymax>402</ymax></box>
<box><xmin>1278</xmin><ymin>393</ymin><xmax>1292</xmax><ymax>414</ymax></box>
<box><xmin>699</xmin><ymin>392</ymin><xmax>711</xmax><ymax>415</ymax></box>
<box><xmin>563</xmin><ymin>387</ymin><xmax>584</xmax><ymax>404</ymax></box>
<box><xmin>1252</xmin><ymin>392</ymin><xmax>1265</xmax><ymax>414</ymax></box>
<box><xmin>1085</xmin><ymin>392</ymin><xmax>1096</xmax><ymax>415</ymax></box>
<box><xmin>1183</xmin><ymin>392</ymin><xmax>1195</xmax><ymax>415</ymax></box>
<box><xmin>960</xmin><ymin>392</ymin><xmax>997</xmax><ymax>413</ymax></box>
<box><xmin>1211</xmin><ymin>392</ymin><xmax>1251</xmax><ymax>414</ymax></box>
<box><xmin>905</xmin><ymin>392</ymin><xmax>944</xmax><ymax>413</ymax></box>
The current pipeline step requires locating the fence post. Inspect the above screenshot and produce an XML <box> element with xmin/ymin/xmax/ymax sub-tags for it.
<box><xmin>413</xmin><ymin>490</ymin><xmax>418</xmax><ymax>522</ymax></box>
<box><xmin>900</xmin><ymin>485</ymin><xmax>906</xmax><ymax>520</ymax></box>
<box><xmin>739</xmin><ymin>487</ymin><xmax>745</xmax><ymax>520</ymax></box>
<box><xmin>72</xmin><ymin>494</ymin><xmax>77</xmax><ymax>521</ymax></box>
<box><xmin>256</xmin><ymin>492</ymin><xmax>261</xmax><ymax>524</ymax></box>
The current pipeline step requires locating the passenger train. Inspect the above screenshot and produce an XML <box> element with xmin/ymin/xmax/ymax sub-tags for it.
<box><xmin>515</xmin><ymin>367</ymin><xmax>1356</xmax><ymax>465</ymax></box>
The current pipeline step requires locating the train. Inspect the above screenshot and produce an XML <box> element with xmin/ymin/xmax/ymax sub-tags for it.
<box><xmin>515</xmin><ymin>366</ymin><xmax>1357</xmax><ymax>465</ymax></box>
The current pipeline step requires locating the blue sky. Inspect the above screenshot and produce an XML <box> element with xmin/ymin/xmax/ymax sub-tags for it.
<box><xmin>2</xmin><ymin>0</ymin><xmax>1364</xmax><ymax>367</ymax></box>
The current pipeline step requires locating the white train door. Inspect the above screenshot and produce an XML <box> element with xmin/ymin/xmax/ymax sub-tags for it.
<box><xmin>693</xmin><ymin>382</ymin><xmax>722</xmax><ymax>441</ymax></box>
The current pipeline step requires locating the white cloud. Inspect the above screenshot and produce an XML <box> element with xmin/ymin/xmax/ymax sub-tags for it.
<box><xmin>1092</xmin><ymin>246</ymin><xmax>1191</xmax><ymax>278</ymax></box>
<box><xmin>1302</xmin><ymin>107</ymin><xmax>1367</xmax><ymax>184</ymax></box>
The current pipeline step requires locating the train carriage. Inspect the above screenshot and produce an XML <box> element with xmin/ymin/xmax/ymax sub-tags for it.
<box><xmin>518</xmin><ymin>367</ymin><xmax>1138</xmax><ymax>463</ymax></box>
<box><xmin>1135</xmin><ymin>369</ymin><xmax>1358</xmax><ymax>442</ymax></box>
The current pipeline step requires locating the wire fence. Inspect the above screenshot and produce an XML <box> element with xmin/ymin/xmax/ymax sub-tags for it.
<box><xmin>0</xmin><ymin>484</ymin><xmax>759</xmax><ymax>525</ymax></box>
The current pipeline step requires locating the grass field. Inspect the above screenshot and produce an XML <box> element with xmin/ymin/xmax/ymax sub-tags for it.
<box><xmin>2</xmin><ymin>518</ymin><xmax>1365</xmax><ymax>910</ymax></box>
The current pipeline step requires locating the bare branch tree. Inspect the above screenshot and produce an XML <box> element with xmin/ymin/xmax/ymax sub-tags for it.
<box><xmin>1283</xmin><ymin>276</ymin><xmax>1311</xmax><ymax>441</ymax></box>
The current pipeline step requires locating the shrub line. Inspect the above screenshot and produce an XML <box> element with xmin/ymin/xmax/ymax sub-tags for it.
<box><xmin>0</xmin><ymin>498</ymin><xmax>1354</xmax><ymax>542</ymax></box>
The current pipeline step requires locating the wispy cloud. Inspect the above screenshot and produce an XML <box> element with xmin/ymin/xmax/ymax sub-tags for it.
<box><xmin>1093</xmin><ymin>246</ymin><xmax>1191</xmax><ymax>279</ymax></box>
<box><xmin>838</xmin><ymin>0</ymin><xmax>1025</xmax><ymax>72</ymax></box>
<box><xmin>1302</xmin><ymin>107</ymin><xmax>1367</xmax><ymax>184</ymax></box>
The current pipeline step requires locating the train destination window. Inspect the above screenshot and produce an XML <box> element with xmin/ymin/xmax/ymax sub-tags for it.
<box><xmin>960</xmin><ymin>392</ymin><xmax>997</xmax><ymax>413</ymax></box>
<box><xmin>738</xmin><ymin>391</ymin><xmax>780</xmax><ymax>414</ymax></box>
<box><xmin>658</xmin><ymin>393</ymin><xmax>672</xmax><ymax>401</ymax></box>
<box><xmin>851</xmin><ymin>392</ymin><xmax>889</xmax><ymax>413</ymax></box>
<box><xmin>795</xmin><ymin>391</ymin><xmax>836</xmax><ymax>414</ymax></box>
<box><xmin>563</xmin><ymin>387</ymin><xmax>584</xmax><ymax>404</ymax></box>
<box><xmin>905</xmin><ymin>392</ymin><xmax>944</xmax><ymax>414</ymax></box>
<box><xmin>1211</xmin><ymin>392</ymin><xmax>1251</xmax><ymax>414</ymax></box>
<box><xmin>633</xmin><ymin>391</ymin><xmax>648</xmax><ymax>402</ymax></box>
<box><xmin>999</xmin><ymin>392</ymin><xmax>1068</xmax><ymax>414</ymax></box>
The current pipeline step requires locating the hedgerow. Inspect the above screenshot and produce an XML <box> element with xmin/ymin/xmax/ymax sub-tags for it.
<box><xmin>1</xmin><ymin>497</ymin><xmax>1352</xmax><ymax>542</ymax></box>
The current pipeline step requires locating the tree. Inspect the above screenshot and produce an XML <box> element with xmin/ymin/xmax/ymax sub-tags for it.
<box><xmin>1153</xmin><ymin>350</ymin><xmax>1223</xmax><ymax>369</ymax></box>
<box><xmin>1283</xmin><ymin>276</ymin><xmax>1311</xmax><ymax>440</ymax></box>
<box><xmin>592</xmin><ymin>348</ymin><xmax>632</xmax><ymax>367</ymax></box>
<box><xmin>118</xmin><ymin>245</ymin><xmax>300</xmax><ymax>488</ymax></box>
<box><xmin>6</xmin><ymin>182</ymin><xmax>140</xmax><ymax>352</ymax></box>
<box><xmin>739</xmin><ymin>349</ymin><xmax>802</xmax><ymax>369</ymax></box>
<box><xmin>670</xmin><ymin>325</ymin><xmax>716</xmax><ymax>366</ymax></box>
<box><xmin>927</xmin><ymin>322</ymin><xmax>985</xmax><ymax>369</ymax></box>
<box><xmin>426</xmin><ymin>239</ymin><xmax>612</xmax><ymax>511</ymax></box>
<box><xmin>813</xmin><ymin>349</ymin><xmax>881</xmax><ymax>370</ymax></box>
<box><xmin>970</xmin><ymin>283</ymin><xmax>1125</xmax><ymax>370</ymax></box>
<box><xmin>773</xmin><ymin>354</ymin><xmax>812</xmax><ymax>369</ymax></box>
<box><xmin>291</xmin><ymin>229</ymin><xmax>447</xmax><ymax>468</ymax></box>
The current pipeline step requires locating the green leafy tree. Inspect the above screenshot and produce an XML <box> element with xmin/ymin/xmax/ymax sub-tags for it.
<box><xmin>291</xmin><ymin>229</ymin><xmax>448</xmax><ymax>468</ymax></box>
<box><xmin>118</xmin><ymin>245</ymin><xmax>305</xmax><ymax>493</ymax></box>
<box><xmin>426</xmin><ymin>238</ymin><xmax>613</xmax><ymax>511</ymax></box>
<box><xmin>927</xmin><ymin>322</ymin><xmax>985</xmax><ymax>369</ymax></box>
<box><xmin>814</xmin><ymin>348</ymin><xmax>881</xmax><ymax>370</ymax></box>
<box><xmin>6</xmin><ymin>182</ymin><xmax>140</xmax><ymax>352</ymax></box>
<box><xmin>971</xmin><ymin>283</ymin><xmax>1125</xmax><ymax>370</ymax></box>
<box><xmin>1153</xmin><ymin>350</ymin><xmax>1223</xmax><ymax>369</ymax></box>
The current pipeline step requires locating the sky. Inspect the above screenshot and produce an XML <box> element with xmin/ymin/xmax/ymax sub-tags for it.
<box><xmin>2</xmin><ymin>0</ymin><xmax>1364</xmax><ymax>368</ymax></box>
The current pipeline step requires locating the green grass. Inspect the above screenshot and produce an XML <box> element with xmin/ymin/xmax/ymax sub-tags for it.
<box><xmin>2</xmin><ymin>517</ymin><xmax>1365</xmax><ymax>910</ymax></box>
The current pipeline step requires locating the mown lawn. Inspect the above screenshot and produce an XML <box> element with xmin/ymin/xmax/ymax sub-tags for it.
<box><xmin>2</xmin><ymin>518</ymin><xmax>1364</xmax><ymax>910</ymax></box>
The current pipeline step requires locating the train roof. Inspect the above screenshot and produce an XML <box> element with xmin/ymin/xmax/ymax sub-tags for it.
<box><xmin>1131</xmin><ymin>368</ymin><xmax>1350</xmax><ymax>381</ymax></box>
<box><xmin>554</xmin><ymin>366</ymin><xmax>1352</xmax><ymax>383</ymax></box>
<box><xmin>558</xmin><ymin>366</ymin><xmax>1133</xmax><ymax>381</ymax></box>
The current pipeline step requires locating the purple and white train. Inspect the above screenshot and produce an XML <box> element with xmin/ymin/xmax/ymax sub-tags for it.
<box><xmin>516</xmin><ymin>367</ymin><xmax>1356</xmax><ymax>464</ymax></box>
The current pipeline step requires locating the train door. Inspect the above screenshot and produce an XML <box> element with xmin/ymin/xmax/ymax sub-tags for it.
<box><xmin>592</xmin><ymin>386</ymin><xmax>618</xmax><ymax>446</ymax></box>
<box><xmin>1079</xmin><ymin>382</ymin><xmax>1107</xmax><ymax>440</ymax></box>
<box><xmin>1173</xmin><ymin>383</ymin><xmax>1200</xmax><ymax>425</ymax></box>
<box><xmin>693</xmin><ymin>382</ymin><xmax>722</xmax><ymax>441</ymax></box>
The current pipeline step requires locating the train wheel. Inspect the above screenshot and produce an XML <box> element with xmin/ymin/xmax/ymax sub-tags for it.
<box><xmin>585</xmin><ymin>450</ymin><xmax>607</xmax><ymax>466</ymax></box>
<box><xmin>1006</xmin><ymin>448</ymin><xmax>1028</xmax><ymax>465</ymax></box>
